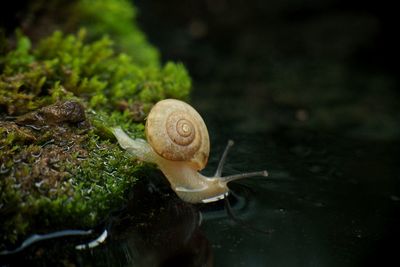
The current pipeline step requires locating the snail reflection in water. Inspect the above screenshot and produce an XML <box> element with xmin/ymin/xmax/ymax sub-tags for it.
<box><xmin>113</xmin><ymin>99</ymin><xmax>268</xmax><ymax>203</ymax></box>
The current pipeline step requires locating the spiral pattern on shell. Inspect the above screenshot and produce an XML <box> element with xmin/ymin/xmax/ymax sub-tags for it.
<box><xmin>145</xmin><ymin>99</ymin><xmax>210</xmax><ymax>170</ymax></box>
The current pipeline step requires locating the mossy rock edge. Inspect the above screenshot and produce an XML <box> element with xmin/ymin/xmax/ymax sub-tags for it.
<box><xmin>0</xmin><ymin>11</ymin><xmax>191</xmax><ymax>249</ymax></box>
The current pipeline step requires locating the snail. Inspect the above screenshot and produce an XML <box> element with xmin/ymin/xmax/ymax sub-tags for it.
<box><xmin>112</xmin><ymin>99</ymin><xmax>268</xmax><ymax>203</ymax></box>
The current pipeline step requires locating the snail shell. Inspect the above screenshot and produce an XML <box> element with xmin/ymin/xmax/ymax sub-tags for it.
<box><xmin>145</xmin><ymin>99</ymin><xmax>210</xmax><ymax>170</ymax></box>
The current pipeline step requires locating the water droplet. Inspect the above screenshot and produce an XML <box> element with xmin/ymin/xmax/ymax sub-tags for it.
<box><xmin>31</xmin><ymin>150</ymin><xmax>42</xmax><ymax>158</ymax></box>
<box><xmin>41</xmin><ymin>139</ymin><xmax>55</xmax><ymax>148</ymax></box>
<box><xmin>0</xmin><ymin>164</ymin><xmax>9</xmax><ymax>174</ymax></box>
<box><xmin>25</xmin><ymin>124</ymin><xmax>42</xmax><ymax>131</ymax></box>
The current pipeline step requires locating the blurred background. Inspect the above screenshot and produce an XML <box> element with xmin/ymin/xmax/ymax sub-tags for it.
<box><xmin>135</xmin><ymin>0</ymin><xmax>399</xmax><ymax>139</ymax></box>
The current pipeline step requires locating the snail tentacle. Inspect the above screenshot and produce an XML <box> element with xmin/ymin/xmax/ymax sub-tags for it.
<box><xmin>215</xmin><ymin>140</ymin><xmax>235</xmax><ymax>177</ymax></box>
<box><xmin>214</xmin><ymin>139</ymin><xmax>268</xmax><ymax>182</ymax></box>
<box><xmin>220</xmin><ymin>170</ymin><xmax>269</xmax><ymax>183</ymax></box>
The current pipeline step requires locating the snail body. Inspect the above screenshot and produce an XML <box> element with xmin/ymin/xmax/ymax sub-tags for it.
<box><xmin>113</xmin><ymin>99</ymin><xmax>267</xmax><ymax>203</ymax></box>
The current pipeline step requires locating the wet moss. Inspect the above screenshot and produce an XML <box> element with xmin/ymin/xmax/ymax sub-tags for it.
<box><xmin>0</xmin><ymin>7</ymin><xmax>191</xmax><ymax>248</ymax></box>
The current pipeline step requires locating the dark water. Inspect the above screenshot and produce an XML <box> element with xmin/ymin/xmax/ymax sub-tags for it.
<box><xmin>200</xmin><ymin>130</ymin><xmax>400</xmax><ymax>267</ymax></box>
<box><xmin>2</xmin><ymin>128</ymin><xmax>398</xmax><ymax>266</ymax></box>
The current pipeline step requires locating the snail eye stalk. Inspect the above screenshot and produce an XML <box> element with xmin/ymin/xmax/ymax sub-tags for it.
<box><xmin>214</xmin><ymin>140</ymin><xmax>268</xmax><ymax>182</ymax></box>
<box><xmin>215</xmin><ymin>140</ymin><xmax>234</xmax><ymax>177</ymax></box>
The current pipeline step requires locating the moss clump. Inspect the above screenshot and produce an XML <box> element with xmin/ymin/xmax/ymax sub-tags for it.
<box><xmin>0</xmin><ymin>28</ymin><xmax>191</xmax><ymax>248</ymax></box>
<box><xmin>2</xmin><ymin>0</ymin><xmax>159</xmax><ymax>68</ymax></box>
<box><xmin>73</xmin><ymin>0</ymin><xmax>160</xmax><ymax>67</ymax></box>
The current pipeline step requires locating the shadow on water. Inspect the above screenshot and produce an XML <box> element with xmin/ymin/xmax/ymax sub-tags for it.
<box><xmin>1</xmin><ymin>173</ymin><xmax>213</xmax><ymax>267</ymax></box>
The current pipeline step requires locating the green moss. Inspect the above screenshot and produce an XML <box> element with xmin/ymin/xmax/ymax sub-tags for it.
<box><xmin>0</xmin><ymin>19</ymin><xmax>191</xmax><ymax>247</ymax></box>
<box><xmin>0</xmin><ymin>0</ymin><xmax>159</xmax><ymax>67</ymax></box>
<box><xmin>74</xmin><ymin>0</ymin><xmax>160</xmax><ymax>67</ymax></box>
<box><xmin>1</xmin><ymin>29</ymin><xmax>190</xmax><ymax>115</ymax></box>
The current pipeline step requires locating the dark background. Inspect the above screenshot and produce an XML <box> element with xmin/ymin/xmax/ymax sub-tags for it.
<box><xmin>135</xmin><ymin>0</ymin><xmax>399</xmax><ymax>140</ymax></box>
<box><xmin>135</xmin><ymin>0</ymin><xmax>399</xmax><ymax>76</ymax></box>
